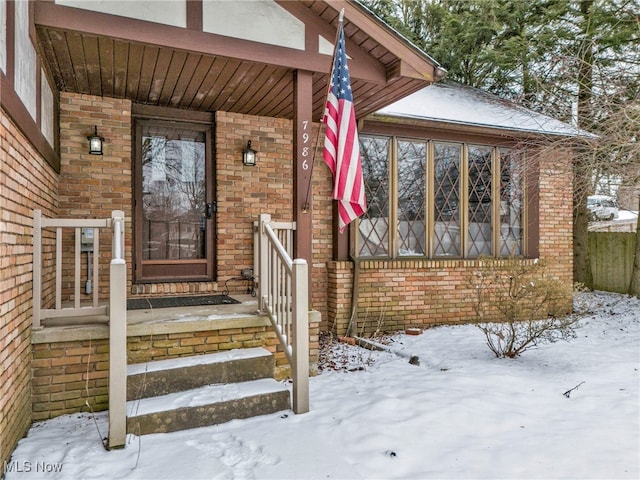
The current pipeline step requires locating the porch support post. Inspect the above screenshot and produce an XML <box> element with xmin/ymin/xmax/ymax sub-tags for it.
<box><xmin>293</xmin><ymin>69</ymin><xmax>313</xmax><ymax>281</ymax></box>
<box><xmin>108</xmin><ymin>210</ymin><xmax>127</xmax><ymax>449</ymax></box>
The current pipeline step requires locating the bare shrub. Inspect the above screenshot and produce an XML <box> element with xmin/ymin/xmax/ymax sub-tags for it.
<box><xmin>469</xmin><ymin>258</ymin><xmax>576</xmax><ymax>358</ymax></box>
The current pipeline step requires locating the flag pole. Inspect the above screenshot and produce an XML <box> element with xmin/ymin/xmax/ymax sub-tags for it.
<box><xmin>302</xmin><ymin>8</ymin><xmax>345</xmax><ymax>212</ymax></box>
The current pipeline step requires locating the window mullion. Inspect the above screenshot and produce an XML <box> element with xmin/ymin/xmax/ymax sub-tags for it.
<box><xmin>492</xmin><ymin>147</ymin><xmax>500</xmax><ymax>257</ymax></box>
<box><xmin>460</xmin><ymin>144</ymin><xmax>469</xmax><ymax>258</ymax></box>
<box><xmin>522</xmin><ymin>150</ymin><xmax>528</xmax><ymax>257</ymax></box>
<box><xmin>390</xmin><ymin>136</ymin><xmax>398</xmax><ymax>259</ymax></box>
<box><xmin>426</xmin><ymin>140</ymin><xmax>434</xmax><ymax>258</ymax></box>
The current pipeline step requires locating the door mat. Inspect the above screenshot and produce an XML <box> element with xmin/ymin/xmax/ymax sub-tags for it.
<box><xmin>127</xmin><ymin>294</ymin><xmax>240</xmax><ymax>310</ymax></box>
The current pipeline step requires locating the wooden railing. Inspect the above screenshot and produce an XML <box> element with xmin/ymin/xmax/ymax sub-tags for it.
<box><xmin>34</xmin><ymin>210</ymin><xmax>108</xmax><ymax>327</ymax></box>
<box><xmin>32</xmin><ymin>210</ymin><xmax>127</xmax><ymax>448</ymax></box>
<box><xmin>254</xmin><ymin>214</ymin><xmax>309</xmax><ymax>413</ymax></box>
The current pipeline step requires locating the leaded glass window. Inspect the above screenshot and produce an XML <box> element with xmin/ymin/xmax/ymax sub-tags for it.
<box><xmin>499</xmin><ymin>148</ymin><xmax>524</xmax><ymax>256</ymax></box>
<box><xmin>358</xmin><ymin>136</ymin><xmax>391</xmax><ymax>257</ymax></box>
<box><xmin>467</xmin><ymin>145</ymin><xmax>493</xmax><ymax>256</ymax></box>
<box><xmin>398</xmin><ymin>140</ymin><xmax>427</xmax><ymax>256</ymax></box>
<box><xmin>433</xmin><ymin>142</ymin><xmax>461</xmax><ymax>257</ymax></box>
<box><xmin>356</xmin><ymin>134</ymin><xmax>525</xmax><ymax>260</ymax></box>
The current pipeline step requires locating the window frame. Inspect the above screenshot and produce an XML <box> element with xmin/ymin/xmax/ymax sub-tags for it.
<box><xmin>356</xmin><ymin>134</ymin><xmax>527</xmax><ymax>260</ymax></box>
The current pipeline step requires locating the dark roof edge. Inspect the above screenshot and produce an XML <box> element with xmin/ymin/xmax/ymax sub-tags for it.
<box><xmin>350</xmin><ymin>0</ymin><xmax>447</xmax><ymax>80</ymax></box>
<box><xmin>369</xmin><ymin>111</ymin><xmax>597</xmax><ymax>139</ymax></box>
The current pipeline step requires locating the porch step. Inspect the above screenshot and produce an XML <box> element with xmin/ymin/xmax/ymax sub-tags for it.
<box><xmin>126</xmin><ymin>378</ymin><xmax>290</xmax><ymax>435</ymax></box>
<box><xmin>126</xmin><ymin>347</ymin><xmax>291</xmax><ymax>435</ymax></box>
<box><xmin>127</xmin><ymin>347</ymin><xmax>275</xmax><ymax>401</ymax></box>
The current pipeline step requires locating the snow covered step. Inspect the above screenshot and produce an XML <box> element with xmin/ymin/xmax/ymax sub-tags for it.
<box><xmin>126</xmin><ymin>378</ymin><xmax>290</xmax><ymax>435</ymax></box>
<box><xmin>127</xmin><ymin>347</ymin><xmax>275</xmax><ymax>401</ymax></box>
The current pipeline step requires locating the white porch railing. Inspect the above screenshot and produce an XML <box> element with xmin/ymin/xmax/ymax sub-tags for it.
<box><xmin>254</xmin><ymin>214</ymin><xmax>309</xmax><ymax>413</ymax></box>
<box><xmin>33</xmin><ymin>210</ymin><xmax>110</xmax><ymax>327</ymax></box>
<box><xmin>32</xmin><ymin>209</ymin><xmax>127</xmax><ymax>448</ymax></box>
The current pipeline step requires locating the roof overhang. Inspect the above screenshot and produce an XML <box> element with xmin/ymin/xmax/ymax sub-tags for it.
<box><xmin>371</xmin><ymin>81</ymin><xmax>595</xmax><ymax>138</ymax></box>
<box><xmin>35</xmin><ymin>0</ymin><xmax>445</xmax><ymax>121</ymax></box>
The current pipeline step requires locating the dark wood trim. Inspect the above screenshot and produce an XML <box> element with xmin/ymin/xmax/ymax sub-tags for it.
<box><xmin>293</xmin><ymin>69</ymin><xmax>313</xmax><ymax>270</ymax></box>
<box><xmin>35</xmin><ymin>53</ymin><xmax>41</xmax><ymax>127</ymax></box>
<box><xmin>276</xmin><ymin>0</ymin><xmax>387</xmax><ymax>83</ymax></box>
<box><xmin>132</xmin><ymin>103</ymin><xmax>214</xmax><ymax>124</ymax></box>
<box><xmin>33</xmin><ymin>1</ymin><xmax>387</xmax><ymax>83</ymax></box>
<box><xmin>334</xmin><ymin>0</ymin><xmax>440</xmax><ymax>82</ymax></box>
<box><xmin>132</xmin><ymin>117</ymin><xmax>215</xmax><ymax>283</ymax></box>
<box><xmin>28</xmin><ymin>0</ymin><xmax>37</xmax><ymax>45</ymax></box>
<box><xmin>186</xmin><ymin>0</ymin><xmax>203</xmax><ymax>31</ymax></box>
<box><xmin>526</xmin><ymin>152</ymin><xmax>540</xmax><ymax>259</ymax></box>
<box><xmin>133</xmin><ymin>120</ymin><xmax>144</xmax><ymax>282</ymax></box>
<box><xmin>1</xmin><ymin>72</ymin><xmax>60</xmax><ymax>172</ymax></box>
<box><xmin>362</xmin><ymin>117</ymin><xmax>523</xmax><ymax>146</ymax></box>
<box><xmin>334</xmin><ymin>203</ymin><xmax>349</xmax><ymax>261</ymax></box>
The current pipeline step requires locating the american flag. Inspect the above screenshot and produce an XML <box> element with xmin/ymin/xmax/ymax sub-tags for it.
<box><xmin>323</xmin><ymin>22</ymin><xmax>367</xmax><ymax>232</ymax></box>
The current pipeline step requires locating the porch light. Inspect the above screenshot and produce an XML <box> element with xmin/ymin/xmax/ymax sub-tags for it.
<box><xmin>242</xmin><ymin>140</ymin><xmax>257</xmax><ymax>166</ymax></box>
<box><xmin>87</xmin><ymin>125</ymin><xmax>104</xmax><ymax>155</ymax></box>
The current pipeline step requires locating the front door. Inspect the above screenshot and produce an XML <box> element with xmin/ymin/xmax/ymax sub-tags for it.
<box><xmin>134</xmin><ymin>119</ymin><xmax>215</xmax><ymax>282</ymax></box>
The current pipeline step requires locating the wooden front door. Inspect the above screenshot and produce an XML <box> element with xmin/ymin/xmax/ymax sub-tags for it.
<box><xmin>134</xmin><ymin>119</ymin><xmax>215</xmax><ymax>282</ymax></box>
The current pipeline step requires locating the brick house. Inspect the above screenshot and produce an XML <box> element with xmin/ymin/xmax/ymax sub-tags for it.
<box><xmin>1</xmin><ymin>0</ymin><xmax>576</xmax><ymax>465</ymax></box>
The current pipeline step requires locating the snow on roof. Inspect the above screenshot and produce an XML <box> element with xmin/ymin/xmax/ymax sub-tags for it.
<box><xmin>376</xmin><ymin>81</ymin><xmax>592</xmax><ymax>137</ymax></box>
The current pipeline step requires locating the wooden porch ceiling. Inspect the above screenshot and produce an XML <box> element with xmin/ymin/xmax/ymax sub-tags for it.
<box><xmin>35</xmin><ymin>0</ymin><xmax>444</xmax><ymax>122</ymax></box>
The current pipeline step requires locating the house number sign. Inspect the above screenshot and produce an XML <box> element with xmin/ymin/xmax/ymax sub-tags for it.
<box><xmin>301</xmin><ymin>120</ymin><xmax>310</xmax><ymax>171</ymax></box>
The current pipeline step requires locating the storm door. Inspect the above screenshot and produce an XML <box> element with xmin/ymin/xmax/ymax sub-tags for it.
<box><xmin>134</xmin><ymin>120</ymin><xmax>215</xmax><ymax>282</ymax></box>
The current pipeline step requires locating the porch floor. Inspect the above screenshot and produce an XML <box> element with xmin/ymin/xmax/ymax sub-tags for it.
<box><xmin>127</xmin><ymin>294</ymin><xmax>259</xmax><ymax>325</ymax></box>
<box><xmin>32</xmin><ymin>294</ymin><xmax>269</xmax><ymax>345</ymax></box>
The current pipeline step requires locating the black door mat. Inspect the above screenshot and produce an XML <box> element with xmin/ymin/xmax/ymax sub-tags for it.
<box><xmin>127</xmin><ymin>294</ymin><xmax>240</xmax><ymax>310</ymax></box>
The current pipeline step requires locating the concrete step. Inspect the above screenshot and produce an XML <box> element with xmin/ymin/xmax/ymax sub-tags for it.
<box><xmin>127</xmin><ymin>347</ymin><xmax>275</xmax><ymax>401</ymax></box>
<box><xmin>126</xmin><ymin>378</ymin><xmax>290</xmax><ymax>435</ymax></box>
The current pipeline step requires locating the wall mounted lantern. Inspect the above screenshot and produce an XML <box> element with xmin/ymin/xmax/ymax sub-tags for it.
<box><xmin>242</xmin><ymin>140</ymin><xmax>257</xmax><ymax>166</ymax></box>
<box><xmin>87</xmin><ymin>125</ymin><xmax>104</xmax><ymax>155</ymax></box>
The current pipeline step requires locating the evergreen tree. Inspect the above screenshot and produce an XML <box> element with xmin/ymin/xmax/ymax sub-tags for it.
<box><xmin>360</xmin><ymin>0</ymin><xmax>640</xmax><ymax>290</ymax></box>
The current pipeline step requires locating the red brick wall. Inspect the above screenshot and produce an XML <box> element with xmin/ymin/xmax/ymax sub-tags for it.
<box><xmin>328</xmin><ymin>259</ymin><xmax>481</xmax><ymax>334</ymax></box>
<box><xmin>310</xmin><ymin>123</ymin><xmax>334</xmax><ymax>323</ymax></box>
<box><xmin>0</xmin><ymin>108</ymin><xmax>59</xmax><ymax>469</ymax></box>
<box><xmin>214</xmin><ymin>113</ymin><xmax>333</xmax><ymax>313</ymax></box>
<box><xmin>324</xmin><ymin>146</ymin><xmax>575</xmax><ymax>335</ymax></box>
<box><xmin>57</xmin><ymin>93</ymin><xmax>133</xmax><ymax>301</ymax></box>
<box><xmin>214</xmin><ymin>111</ymin><xmax>294</xmax><ymax>286</ymax></box>
<box><xmin>52</xmin><ymin>94</ymin><xmax>573</xmax><ymax>348</ymax></box>
<box><xmin>537</xmin><ymin>147</ymin><xmax>574</xmax><ymax>292</ymax></box>
<box><xmin>54</xmin><ymin>100</ymin><xmax>336</xmax><ymax>311</ymax></box>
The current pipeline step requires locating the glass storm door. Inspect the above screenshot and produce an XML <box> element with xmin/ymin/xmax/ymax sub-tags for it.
<box><xmin>135</xmin><ymin>121</ymin><xmax>214</xmax><ymax>282</ymax></box>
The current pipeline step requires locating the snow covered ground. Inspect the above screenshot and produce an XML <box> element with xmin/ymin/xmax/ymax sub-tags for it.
<box><xmin>5</xmin><ymin>291</ymin><xmax>639</xmax><ymax>480</ymax></box>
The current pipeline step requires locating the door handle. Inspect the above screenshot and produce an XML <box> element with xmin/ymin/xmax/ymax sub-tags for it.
<box><xmin>205</xmin><ymin>202</ymin><xmax>216</xmax><ymax>219</ymax></box>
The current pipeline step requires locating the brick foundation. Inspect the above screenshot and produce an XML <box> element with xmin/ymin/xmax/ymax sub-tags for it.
<box><xmin>31</xmin><ymin>314</ymin><xmax>320</xmax><ymax>420</ymax></box>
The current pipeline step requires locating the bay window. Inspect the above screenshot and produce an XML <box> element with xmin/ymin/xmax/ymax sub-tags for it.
<box><xmin>357</xmin><ymin>135</ymin><xmax>526</xmax><ymax>259</ymax></box>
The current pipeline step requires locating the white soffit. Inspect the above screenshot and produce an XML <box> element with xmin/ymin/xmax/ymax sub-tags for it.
<box><xmin>15</xmin><ymin>0</ymin><xmax>36</xmax><ymax>120</ymax></box>
<box><xmin>55</xmin><ymin>1</ymin><xmax>187</xmax><ymax>28</ymax></box>
<box><xmin>318</xmin><ymin>35</ymin><xmax>351</xmax><ymax>58</ymax></box>
<box><xmin>0</xmin><ymin>0</ymin><xmax>6</xmax><ymax>73</ymax></box>
<box><xmin>203</xmin><ymin>0</ymin><xmax>305</xmax><ymax>50</ymax></box>
<box><xmin>319</xmin><ymin>35</ymin><xmax>333</xmax><ymax>55</ymax></box>
<box><xmin>41</xmin><ymin>71</ymin><xmax>55</xmax><ymax>147</ymax></box>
